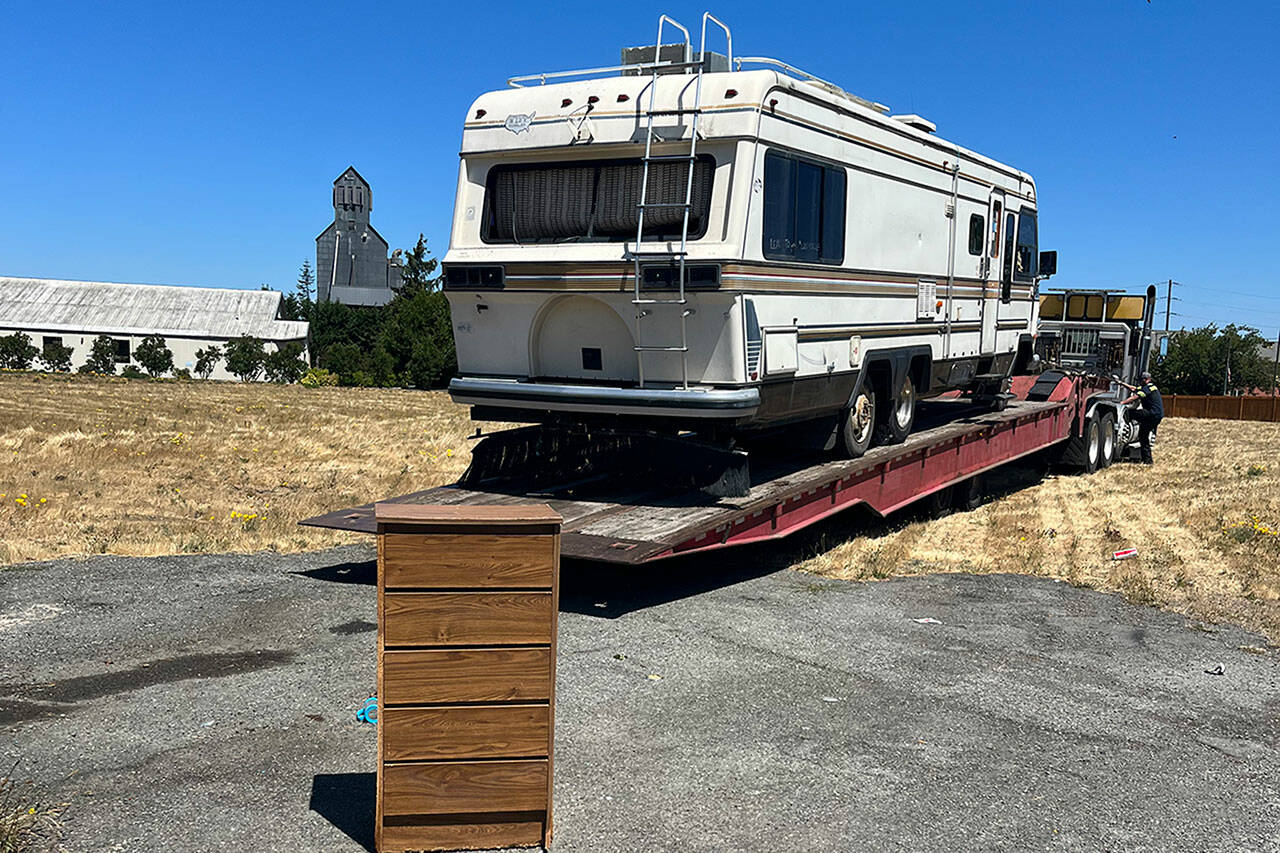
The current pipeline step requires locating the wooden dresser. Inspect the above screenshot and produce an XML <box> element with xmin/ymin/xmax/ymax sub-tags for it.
<box><xmin>374</xmin><ymin>503</ymin><xmax>561</xmax><ymax>852</ymax></box>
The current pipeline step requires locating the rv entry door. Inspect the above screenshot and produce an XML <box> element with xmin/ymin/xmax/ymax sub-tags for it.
<box><xmin>980</xmin><ymin>190</ymin><xmax>1004</xmax><ymax>355</ymax></box>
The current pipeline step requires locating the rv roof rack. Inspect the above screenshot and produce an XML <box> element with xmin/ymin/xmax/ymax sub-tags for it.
<box><xmin>505</xmin><ymin>13</ymin><xmax>888</xmax><ymax>114</ymax></box>
<box><xmin>508</xmin><ymin>54</ymin><xmax>888</xmax><ymax>114</ymax></box>
<box><xmin>732</xmin><ymin>56</ymin><xmax>888</xmax><ymax>113</ymax></box>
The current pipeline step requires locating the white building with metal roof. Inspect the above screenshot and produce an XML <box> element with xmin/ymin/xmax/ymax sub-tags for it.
<box><xmin>0</xmin><ymin>277</ymin><xmax>309</xmax><ymax>380</ymax></box>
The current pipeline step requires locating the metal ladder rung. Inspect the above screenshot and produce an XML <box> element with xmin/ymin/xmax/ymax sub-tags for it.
<box><xmin>636</xmin><ymin>202</ymin><xmax>691</xmax><ymax>209</ymax></box>
<box><xmin>644</xmin><ymin>154</ymin><xmax>698</xmax><ymax>162</ymax></box>
<box><xmin>633</xmin><ymin>298</ymin><xmax>688</xmax><ymax>305</ymax></box>
<box><xmin>634</xmin><ymin>345</ymin><xmax>689</xmax><ymax>352</ymax></box>
<box><xmin>646</xmin><ymin>108</ymin><xmax>701</xmax><ymax>116</ymax></box>
<box><xmin>628</xmin><ymin>249</ymin><xmax>688</xmax><ymax>257</ymax></box>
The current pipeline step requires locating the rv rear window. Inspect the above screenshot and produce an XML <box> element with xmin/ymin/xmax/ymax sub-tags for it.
<box><xmin>762</xmin><ymin>150</ymin><xmax>845</xmax><ymax>264</ymax></box>
<box><xmin>481</xmin><ymin>155</ymin><xmax>714</xmax><ymax>244</ymax></box>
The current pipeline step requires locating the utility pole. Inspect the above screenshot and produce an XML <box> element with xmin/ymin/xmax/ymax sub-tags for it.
<box><xmin>1165</xmin><ymin>278</ymin><xmax>1173</xmax><ymax>331</ymax></box>
<box><xmin>1272</xmin><ymin>328</ymin><xmax>1279</xmax><ymax>397</ymax></box>
<box><xmin>1223</xmin><ymin>342</ymin><xmax>1231</xmax><ymax>396</ymax></box>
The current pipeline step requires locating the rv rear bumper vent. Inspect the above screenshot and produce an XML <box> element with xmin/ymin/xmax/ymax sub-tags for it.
<box><xmin>641</xmin><ymin>264</ymin><xmax>720</xmax><ymax>289</ymax></box>
<box><xmin>443</xmin><ymin>264</ymin><xmax>505</xmax><ymax>289</ymax></box>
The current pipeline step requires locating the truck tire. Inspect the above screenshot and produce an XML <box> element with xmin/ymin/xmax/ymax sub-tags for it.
<box><xmin>954</xmin><ymin>475</ymin><xmax>984</xmax><ymax>511</ymax></box>
<box><xmin>874</xmin><ymin>374</ymin><xmax>915</xmax><ymax>446</ymax></box>
<box><xmin>1060</xmin><ymin>413</ymin><xmax>1101</xmax><ymax>474</ymax></box>
<box><xmin>926</xmin><ymin>485</ymin><xmax>953</xmax><ymax>519</ymax></box>
<box><xmin>1098</xmin><ymin>412</ymin><xmax>1116</xmax><ymax>468</ymax></box>
<box><xmin>838</xmin><ymin>387</ymin><xmax>876</xmax><ymax>458</ymax></box>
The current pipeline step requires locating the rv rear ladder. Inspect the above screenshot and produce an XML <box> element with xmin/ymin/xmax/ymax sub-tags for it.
<box><xmin>628</xmin><ymin>13</ymin><xmax>731</xmax><ymax>390</ymax></box>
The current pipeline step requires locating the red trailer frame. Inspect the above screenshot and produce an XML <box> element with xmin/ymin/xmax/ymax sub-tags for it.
<box><xmin>301</xmin><ymin>373</ymin><xmax>1104</xmax><ymax>565</ymax></box>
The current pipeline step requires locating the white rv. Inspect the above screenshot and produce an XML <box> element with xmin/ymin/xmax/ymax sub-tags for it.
<box><xmin>444</xmin><ymin>14</ymin><xmax>1052</xmax><ymax>458</ymax></box>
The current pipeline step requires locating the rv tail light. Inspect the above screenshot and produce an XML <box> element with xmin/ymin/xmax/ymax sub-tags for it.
<box><xmin>769</xmin><ymin>98</ymin><xmax>778</xmax><ymax>109</ymax></box>
<box><xmin>617</xmin><ymin>93</ymin><xmax>630</xmax><ymax>102</ymax></box>
<box><xmin>724</xmin><ymin>89</ymin><xmax>738</xmax><ymax>98</ymax></box>
<box><xmin>936</xmin><ymin>300</ymin><xmax>944</xmax><ymax>310</ymax></box>
<box><xmin>475</xmin><ymin>109</ymin><xmax>486</xmax><ymax>119</ymax></box>
<box><xmin>750</xmin><ymin>371</ymin><xmax>758</xmax><ymax>381</ymax></box>
<box><xmin>561</xmin><ymin>98</ymin><xmax>572</xmax><ymax>108</ymax></box>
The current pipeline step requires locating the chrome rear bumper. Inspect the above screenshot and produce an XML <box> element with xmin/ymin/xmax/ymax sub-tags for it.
<box><xmin>449</xmin><ymin>377</ymin><xmax>760</xmax><ymax>419</ymax></box>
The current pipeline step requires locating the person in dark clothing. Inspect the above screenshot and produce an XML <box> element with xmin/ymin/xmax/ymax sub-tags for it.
<box><xmin>1120</xmin><ymin>371</ymin><xmax>1163</xmax><ymax>464</ymax></box>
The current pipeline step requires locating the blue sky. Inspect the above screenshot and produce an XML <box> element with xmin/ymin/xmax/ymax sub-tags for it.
<box><xmin>4</xmin><ymin>1</ymin><xmax>1278</xmax><ymax>334</ymax></box>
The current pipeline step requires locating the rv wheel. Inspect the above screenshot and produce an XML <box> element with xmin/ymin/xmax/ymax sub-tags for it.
<box><xmin>838</xmin><ymin>387</ymin><xmax>876</xmax><ymax>458</ymax></box>
<box><xmin>874</xmin><ymin>374</ymin><xmax>916</xmax><ymax>445</ymax></box>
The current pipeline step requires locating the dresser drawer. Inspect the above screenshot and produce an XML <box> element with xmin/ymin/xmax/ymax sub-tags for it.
<box><xmin>383</xmin><ymin>704</ymin><xmax>549</xmax><ymax>761</ymax></box>
<box><xmin>383</xmin><ymin>592</ymin><xmax>553</xmax><ymax>646</ymax></box>
<box><xmin>382</xmin><ymin>533</ymin><xmax>555</xmax><ymax>589</ymax></box>
<box><xmin>382</xmin><ymin>759</ymin><xmax>549</xmax><ymax>816</ymax></box>
<box><xmin>382</xmin><ymin>648</ymin><xmax>551</xmax><ymax>704</ymax></box>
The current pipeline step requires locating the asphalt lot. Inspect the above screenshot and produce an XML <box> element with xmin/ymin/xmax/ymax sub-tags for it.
<box><xmin>2</xmin><ymin>545</ymin><xmax>1278</xmax><ymax>852</ymax></box>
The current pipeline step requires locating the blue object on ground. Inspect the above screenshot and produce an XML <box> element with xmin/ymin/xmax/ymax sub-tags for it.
<box><xmin>356</xmin><ymin>696</ymin><xmax>378</xmax><ymax>725</ymax></box>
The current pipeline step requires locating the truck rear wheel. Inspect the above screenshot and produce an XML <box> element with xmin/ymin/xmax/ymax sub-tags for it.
<box><xmin>1098</xmin><ymin>412</ymin><xmax>1116</xmax><ymax>468</ymax></box>
<box><xmin>1059</xmin><ymin>413</ymin><xmax>1101</xmax><ymax>474</ymax></box>
<box><xmin>874</xmin><ymin>374</ymin><xmax>915</xmax><ymax>446</ymax></box>
<box><xmin>838</xmin><ymin>387</ymin><xmax>876</xmax><ymax>458</ymax></box>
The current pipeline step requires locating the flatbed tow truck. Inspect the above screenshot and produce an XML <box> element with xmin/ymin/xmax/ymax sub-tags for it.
<box><xmin>301</xmin><ymin>369</ymin><xmax>1117</xmax><ymax>565</ymax></box>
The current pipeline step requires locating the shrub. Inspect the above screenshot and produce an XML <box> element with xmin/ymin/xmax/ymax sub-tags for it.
<box><xmin>135</xmin><ymin>334</ymin><xmax>174</xmax><ymax>378</ymax></box>
<box><xmin>174</xmin><ymin>367</ymin><xmax>192</xmax><ymax>380</ymax></box>
<box><xmin>263</xmin><ymin>341</ymin><xmax>308</xmax><ymax>383</ymax></box>
<box><xmin>224</xmin><ymin>335</ymin><xmax>266</xmax><ymax>382</ymax></box>
<box><xmin>79</xmin><ymin>335</ymin><xmax>117</xmax><ymax>375</ymax></box>
<box><xmin>299</xmin><ymin>367</ymin><xmax>339</xmax><ymax>388</ymax></box>
<box><xmin>194</xmin><ymin>345</ymin><xmax>222</xmax><ymax>380</ymax></box>
<box><xmin>38</xmin><ymin>341</ymin><xmax>74</xmax><ymax>373</ymax></box>
<box><xmin>0</xmin><ymin>333</ymin><xmax>38</xmax><ymax>371</ymax></box>
<box><xmin>121</xmin><ymin>365</ymin><xmax>148</xmax><ymax>380</ymax></box>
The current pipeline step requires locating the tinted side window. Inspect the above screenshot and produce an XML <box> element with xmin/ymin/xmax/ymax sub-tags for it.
<box><xmin>821</xmin><ymin>168</ymin><xmax>846</xmax><ymax>264</ymax></box>
<box><xmin>1002</xmin><ymin>212</ymin><xmax>1016</xmax><ymax>285</ymax></box>
<box><xmin>762</xmin><ymin>150</ymin><xmax>845</xmax><ymax>264</ymax></box>
<box><xmin>1014</xmin><ymin>211</ymin><xmax>1038</xmax><ymax>282</ymax></box>
<box><xmin>763</xmin><ymin>153</ymin><xmax>794</xmax><ymax>258</ymax></box>
<box><xmin>968</xmin><ymin>214</ymin><xmax>984</xmax><ymax>255</ymax></box>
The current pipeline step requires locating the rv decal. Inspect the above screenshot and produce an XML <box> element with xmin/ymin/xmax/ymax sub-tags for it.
<box><xmin>504</xmin><ymin>112</ymin><xmax>535</xmax><ymax>134</ymax></box>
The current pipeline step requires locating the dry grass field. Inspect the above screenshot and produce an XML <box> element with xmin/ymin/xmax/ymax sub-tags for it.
<box><xmin>2</xmin><ymin>372</ymin><xmax>1278</xmax><ymax>642</ymax></box>
<box><xmin>0</xmin><ymin>372</ymin><xmax>483</xmax><ymax>563</ymax></box>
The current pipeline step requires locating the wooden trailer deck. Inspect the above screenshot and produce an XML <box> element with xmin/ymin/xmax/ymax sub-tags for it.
<box><xmin>302</xmin><ymin>375</ymin><xmax>1089</xmax><ymax>564</ymax></box>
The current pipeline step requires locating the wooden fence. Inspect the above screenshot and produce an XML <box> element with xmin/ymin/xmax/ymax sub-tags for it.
<box><xmin>1166</xmin><ymin>395</ymin><xmax>1280</xmax><ymax>422</ymax></box>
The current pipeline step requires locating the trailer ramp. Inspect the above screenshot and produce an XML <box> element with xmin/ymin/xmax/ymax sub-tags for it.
<box><xmin>301</xmin><ymin>394</ymin><xmax>1074</xmax><ymax>565</ymax></box>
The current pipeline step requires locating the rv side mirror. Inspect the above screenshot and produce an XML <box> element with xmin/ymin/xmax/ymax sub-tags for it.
<box><xmin>1038</xmin><ymin>250</ymin><xmax>1057</xmax><ymax>278</ymax></box>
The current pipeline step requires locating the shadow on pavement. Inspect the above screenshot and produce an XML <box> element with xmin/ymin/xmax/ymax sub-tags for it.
<box><xmin>294</xmin><ymin>560</ymin><xmax>376</xmax><ymax>586</ymax></box>
<box><xmin>310</xmin><ymin>772</ymin><xmax>376</xmax><ymax>852</ymax></box>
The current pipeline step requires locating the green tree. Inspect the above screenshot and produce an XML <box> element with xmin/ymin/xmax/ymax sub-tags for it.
<box><xmin>380</xmin><ymin>288</ymin><xmax>456</xmax><ymax>388</ymax></box>
<box><xmin>194</xmin><ymin>345</ymin><xmax>222</xmax><ymax>380</ymax></box>
<box><xmin>224</xmin><ymin>335</ymin><xmax>266</xmax><ymax>382</ymax></box>
<box><xmin>134</xmin><ymin>334</ymin><xmax>174</xmax><ymax>378</ymax></box>
<box><xmin>399</xmin><ymin>234</ymin><xmax>440</xmax><ymax>294</ymax></box>
<box><xmin>0</xmin><ymin>333</ymin><xmax>39</xmax><ymax>370</ymax></box>
<box><xmin>1153</xmin><ymin>324</ymin><xmax>1270</xmax><ymax>395</ymax></box>
<box><xmin>279</xmin><ymin>260</ymin><xmax>316</xmax><ymax>323</ymax></box>
<box><xmin>79</xmin><ymin>335</ymin><xmax>117</xmax><ymax>375</ymax></box>
<box><xmin>39</xmin><ymin>341</ymin><xmax>74</xmax><ymax>373</ymax></box>
<box><xmin>264</xmin><ymin>341</ymin><xmax>308</xmax><ymax>383</ymax></box>
<box><xmin>296</xmin><ymin>259</ymin><xmax>315</xmax><ymax>303</ymax></box>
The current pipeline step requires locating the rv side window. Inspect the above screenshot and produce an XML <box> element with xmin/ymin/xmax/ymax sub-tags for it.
<box><xmin>762</xmin><ymin>150</ymin><xmax>845</xmax><ymax>264</ymax></box>
<box><xmin>1014</xmin><ymin>210</ymin><xmax>1038</xmax><ymax>282</ymax></box>
<box><xmin>1001</xmin><ymin>212</ymin><xmax>1016</xmax><ymax>286</ymax></box>
<box><xmin>967</xmin><ymin>214</ymin><xmax>984</xmax><ymax>255</ymax></box>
